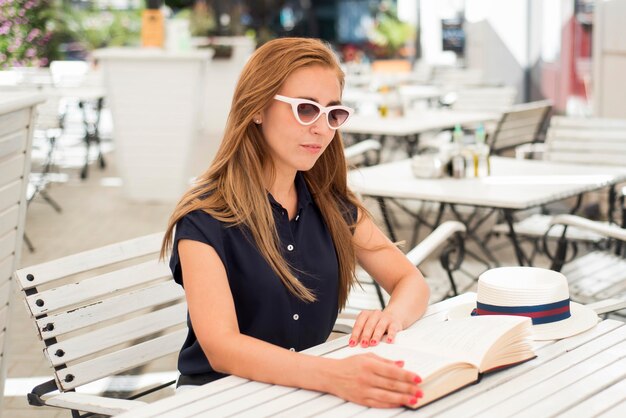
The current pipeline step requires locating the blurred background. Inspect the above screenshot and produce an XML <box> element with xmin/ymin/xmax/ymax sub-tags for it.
<box><xmin>2</xmin><ymin>1</ymin><xmax>626</xmax><ymax>417</ymax></box>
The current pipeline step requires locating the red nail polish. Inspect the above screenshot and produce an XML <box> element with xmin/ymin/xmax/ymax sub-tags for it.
<box><xmin>361</xmin><ymin>340</ymin><xmax>369</xmax><ymax>347</ymax></box>
<box><xmin>394</xmin><ymin>360</ymin><xmax>404</xmax><ymax>367</ymax></box>
<box><xmin>348</xmin><ymin>339</ymin><xmax>356</xmax><ymax>347</ymax></box>
<box><xmin>415</xmin><ymin>390</ymin><xmax>423</xmax><ymax>398</ymax></box>
<box><xmin>413</xmin><ymin>375</ymin><xmax>422</xmax><ymax>384</ymax></box>
<box><xmin>370</xmin><ymin>339</ymin><xmax>377</xmax><ymax>346</ymax></box>
<box><xmin>409</xmin><ymin>397</ymin><xmax>418</xmax><ymax>405</ymax></box>
<box><xmin>386</xmin><ymin>337</ymin><xmax>393</xmax><ymax>343</ymax></box>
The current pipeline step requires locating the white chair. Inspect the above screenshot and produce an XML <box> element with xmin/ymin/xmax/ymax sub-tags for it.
<box><xmin>548</xmin><ymin>214</ymin><xmax>626</xmax><ymax>311</ymax></box>
<box><xmin>450</xmin><ymin>86</ymin><xmax>517</xmax><ymax>113</ymax></box>
<box><xmin>488</xmin><ymin>100</ymin><xmax>552</xmax><ymax>155</ymax></box>
<box><xmin>492</xmin><ymin>116</ymin><xmax>626</xmax><ymax>259</ymax></box>
<box><xmin>342</xmin><ymin>221</ymin><xmax>467</xmax><ymax>319</ymax></box>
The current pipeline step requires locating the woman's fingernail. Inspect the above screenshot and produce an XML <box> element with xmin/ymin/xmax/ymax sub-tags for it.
<box><xmin>348</xmin><ymin>339</ymin><xmax>356</xmax><ymax>347</ymax></box>
<box><xmin>415</xmin><ymin>390</ymin><xmax>423</xmax><ymax>398</ymax></box>
<box><xmin>408</xmin><ymin>397</ymin><xmax>418</xmax><ymax>405</ymax></box>
<box><xmin>370</xmin><ymin>339</ymin><xmax>377</xmax><ymax>346</ymax></box>
<box><xmin>413</xmin><ymin>375</ymin><xmax>422</xmax><ymax>383</ymax></box>
<box><xmin>387</xmin><ymin>337</ymin><xmax>393</xmax><ymax>343</ymax></box>
<box><xmin>394</xmin><ymin>360</ymin><xmax>404</xmax><ymax>367</ymax></box>
<box><xmin>361</xmin><ymin>340</ymin><xmax>368</xmax><ymax>347</ymax></box>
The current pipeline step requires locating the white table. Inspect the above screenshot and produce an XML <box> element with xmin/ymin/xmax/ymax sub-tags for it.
<box><xmin>341</xmin><ymin>109</ymin><xmax>501</xmax><ymax>156</ymax></box>
<box><xmin>114</xmin><ymin>293</ymin><xmax>626</xmax><ymax>417</ymax></box>
<box><xmin>348</xmin><ymin>157</ymin><xmax>626</xmax><ymax>266</ymax></box>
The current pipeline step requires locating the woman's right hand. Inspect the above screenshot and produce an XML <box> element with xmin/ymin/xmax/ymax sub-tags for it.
<box><xmin>323</xmin><ymin>353</ymin><xmax>423</xmax><ymax>408</ymax></box>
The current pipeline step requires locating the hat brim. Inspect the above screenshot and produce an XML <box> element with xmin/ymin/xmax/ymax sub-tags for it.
<box><xmin>447</xmin><ymin>301</ymin><xmax>599</xmax><ymax>341</ymax></box>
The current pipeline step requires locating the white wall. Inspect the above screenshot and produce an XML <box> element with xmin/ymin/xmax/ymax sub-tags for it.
<box><xmin>593</xmin><ymin>0</ymin><xmax>626</xmax><ymax>118</ymax></box>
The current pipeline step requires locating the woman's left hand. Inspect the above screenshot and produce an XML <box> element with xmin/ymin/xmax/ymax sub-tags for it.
<box><xmin>349</xmin><ymin>310</ymin><xmax>403</xmax><ymax>348</ymax></box>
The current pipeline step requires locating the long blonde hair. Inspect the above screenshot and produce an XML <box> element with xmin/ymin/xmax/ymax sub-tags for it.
<box><xmin>161</xmin><ymin>37</ymin><xmax>367</xmax><ymax>310</ymax></box>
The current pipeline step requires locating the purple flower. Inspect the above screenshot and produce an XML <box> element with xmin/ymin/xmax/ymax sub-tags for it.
<box><xmin>25</xmin><ymin>48</ymin><xmax>36</xmax><ymax>58</ymax></box>
<box><xmin>26</xmin><ymin>28</ymin><xmax>40</xmax><ymax>42</ymax></box>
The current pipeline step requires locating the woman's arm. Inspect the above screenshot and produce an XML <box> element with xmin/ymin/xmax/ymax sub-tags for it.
<box><xmin>350</xmin><ymin>210</ymin><xmax>430</xmax><ymax>347</ymax></box>
<box><xmin>178</xmin><ymin>239</ymin><xmax>423</xmax><ymax>408</ymax></box>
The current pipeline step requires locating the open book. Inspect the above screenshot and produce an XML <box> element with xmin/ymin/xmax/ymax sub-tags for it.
<box><xmin>327</xmin><ymin>316</ymin><xmax>535</xmax><ymax>409</ymax></box>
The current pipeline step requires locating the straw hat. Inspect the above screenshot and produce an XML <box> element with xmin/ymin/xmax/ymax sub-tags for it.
<box><xmin>447</xmin><ymin>266</ymin><xmax>598</xmax><ymax>340</ymax></box>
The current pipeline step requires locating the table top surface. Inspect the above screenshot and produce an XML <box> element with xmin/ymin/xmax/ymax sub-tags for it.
<box><xmin>116</xmin><ymin>293</ymin><xmax>626</xmax><ymax>418</ymax></box>
<box><xmin>341</xmin><ymin>109</ymin><xmax>501</xmax><ymax>136</ymax></box>
<box><xmin>347</xmin><ymin>157</ymin><xmax>626</xmax><ymax>210</ymax></box>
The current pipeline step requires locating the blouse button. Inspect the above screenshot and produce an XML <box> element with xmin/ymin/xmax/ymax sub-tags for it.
<box><xmin>293</xmin><ymin>314</ymin><xmax>299</xmax><ymax>321</ymax></box>
<box><xmin>287</xmin><ymin>244</ymin><xmax>294</xmax><ymax>252</ymax></box>
<box><xmin>289</xmin><ymin>348</ymin><xmax>295</xmax><ymax>352</ymax></box>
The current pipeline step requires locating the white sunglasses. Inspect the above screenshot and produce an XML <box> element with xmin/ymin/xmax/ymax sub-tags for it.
<box><xmin>274</xmin><ymin>94</ymin><xmax>353</xmax><ymax>130</ymax></box>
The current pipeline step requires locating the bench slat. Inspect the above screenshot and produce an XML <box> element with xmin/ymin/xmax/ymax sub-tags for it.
<box><xmin>46</xmin><ymin>302</ymin><xmax>187</xmax><ymax>366</ymax></box>
<box><xmin>0</xmin><ymin>205</ymin><xmax>19</xmax><ymax>238</ymax></box>
<box><xmin>57</xmin><ymin>328</ymin><xmax>187</xmax><ymax>390</ymax></box>
<box><xmin>25</xmin><ymin>259</ymin><xmax>172</xmax><ymax>316</ymax></box>
<box><xmin>556</xmin><ymin>374</ymin><xmax>626</xmax><ymax>417</ymax></box>
<box><xmin>44</xmin><ymin>392</ymin><xmax>147</xmax><ymax>416</ymax></box>
<box><xmin>0</xmin><ymin>229</ymin><xmax>16</xmax><ymax>261</ymax></box>
<box><xmin>14</xmin><ymin>231</ymin><xmax>164</xmax><ymax>289</ymax></box>
<box><xmin>35</xmin><ymin>280</ymin><xmax>184</xmax><ymax>338</ymax></box>
<box><xmin>0</xmin><ymin>180</ymin><xmax>21</xmax><ymax>213</ymax></box>
<box><xmin>0</xmin><ymin>153</ymin><xmax>24</xmax><ymax>188</ymax></box>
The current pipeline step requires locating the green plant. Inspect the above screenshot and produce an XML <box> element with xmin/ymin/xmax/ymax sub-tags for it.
<box><xmin>52</xmin><ymin>4</ymin><xmax>142</xmax><ymax>52</ymax></box>
<box><xmin>0</xmin><ymin>0</ymin><xmax>55</xmax><ymax>68</ymax></box>
<box><xmin>368</xmin><ymin>2</ymin><xmax>415</xmax><ymax>58</ymax></box>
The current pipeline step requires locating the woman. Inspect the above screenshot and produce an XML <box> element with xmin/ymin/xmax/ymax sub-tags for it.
<box><xmin>161</xmin><ymin>37</ymin><xmax>430</xmax><ymax>408</ymax></box>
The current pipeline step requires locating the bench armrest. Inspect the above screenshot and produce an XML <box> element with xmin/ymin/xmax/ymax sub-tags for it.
<box><xmin>344</xmin><ymin>139</ymin><xmax>381</xmax><ymax>165</ymax></box>
<box><xmin>550</xmin><ymin>214</ymin><xmax>626</xmax><ymax>242</ymax></box>
<box><xmin>405</xmin><ymin>221</ymin><xmax>466</xmax><ymax>266</ymax></box>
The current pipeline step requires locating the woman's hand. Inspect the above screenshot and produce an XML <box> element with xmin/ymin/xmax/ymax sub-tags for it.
<box><xmin>325</xmin><ymin>354</ymin><xmax>423</xmax><ymax>408</ymax></box>
<box><xmin>349</xmin><ymin>309</ymin><xmax>403</xmax><ymax>348</ymax></box>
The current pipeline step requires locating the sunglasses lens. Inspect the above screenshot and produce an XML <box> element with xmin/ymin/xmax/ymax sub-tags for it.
<box><xmin>328</xmin><ymin>109</ymin><xmax>350</xmax><ymax>127</ymax></box>
<box><xmin>296</xmin><ymin>103</ymin><xmax>321</xmax><ymax>123</ymax></box>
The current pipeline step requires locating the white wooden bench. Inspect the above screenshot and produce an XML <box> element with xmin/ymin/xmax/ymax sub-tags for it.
<box><xmin>13</xmin><ymin>232</ymin><xmax>186</xmax><ymax>417</ymax></box>
<box><xmin>493</xmin><ymin>116</ymin><xmax>626</xmax><ymax>255</ymax></box>
<box><xmin>0</xmin><ymin>92</ymin><xmax>45</xmax><ymax>407</ymax></box>
<box><xmin>13</xmin><ymin>218</ymin><xmax>466</xmax><ymax>416</ymax></box>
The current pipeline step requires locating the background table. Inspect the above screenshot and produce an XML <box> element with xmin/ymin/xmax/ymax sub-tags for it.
<box><xmin>114</xmin><ymin>293</ymin><xmax>626</xmax><ymax>418</ymax></box>
<box><xmin>348</xmin><ymin>157</ymin><xmax>626</xmax><ymax>266</ymax></box>
<box><xmin>341</xmin><ymin>109</ymin><xmax>501</xmax><ymax>156</ymax></box>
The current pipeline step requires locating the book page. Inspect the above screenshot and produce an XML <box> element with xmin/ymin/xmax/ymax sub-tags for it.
<box><xmin>325</xmin><ymin>343</ymin><xmax>474</xmax><ymax>382</ymax></box>
<box><xmin>394</xmin><ymin>316</ymin><xmax>532</xmax><ymax>368</ymax></box>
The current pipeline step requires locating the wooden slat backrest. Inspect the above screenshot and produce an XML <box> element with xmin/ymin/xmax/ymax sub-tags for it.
<box><xmin>56</xmin><ymin>329</ymin><xmax>188</xmax><ymax>391</ymax></box>
<box><xmin>13</xmin><ymin>231</ymin><xmax>189</xmax><ymax>395</ymax></box>
<box><xmin>545</xmin><ymin>116</ymin><xmax>626</xmax><ymax>166</ymax></box>
<box><xmin>35</xmin><ymin>280</ymin><xmax>184</xmax><ymax>339</ymax></box>
<box><xmin>14</xmin><ymin>231</ymin><xmax>164</xmax><ymax>289</ymax></box>
<box><xmin>45</xmin><ymin>302</ymin><xmax>187</xmax><ymax>366</ymax></box>
<box><xmin>452</xmin><ymin>86</ymin><xmax>517</xmax><ymax>112</ymax></box>
<box><xmin>489</xmin><ymin>100</ymin><xmax>552</xmax><ymax>153</ymax></box>
<box><xmin>23</xmin><ymin>259</ymin><xmax>172</xmax><ymax>316</ymax></box>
